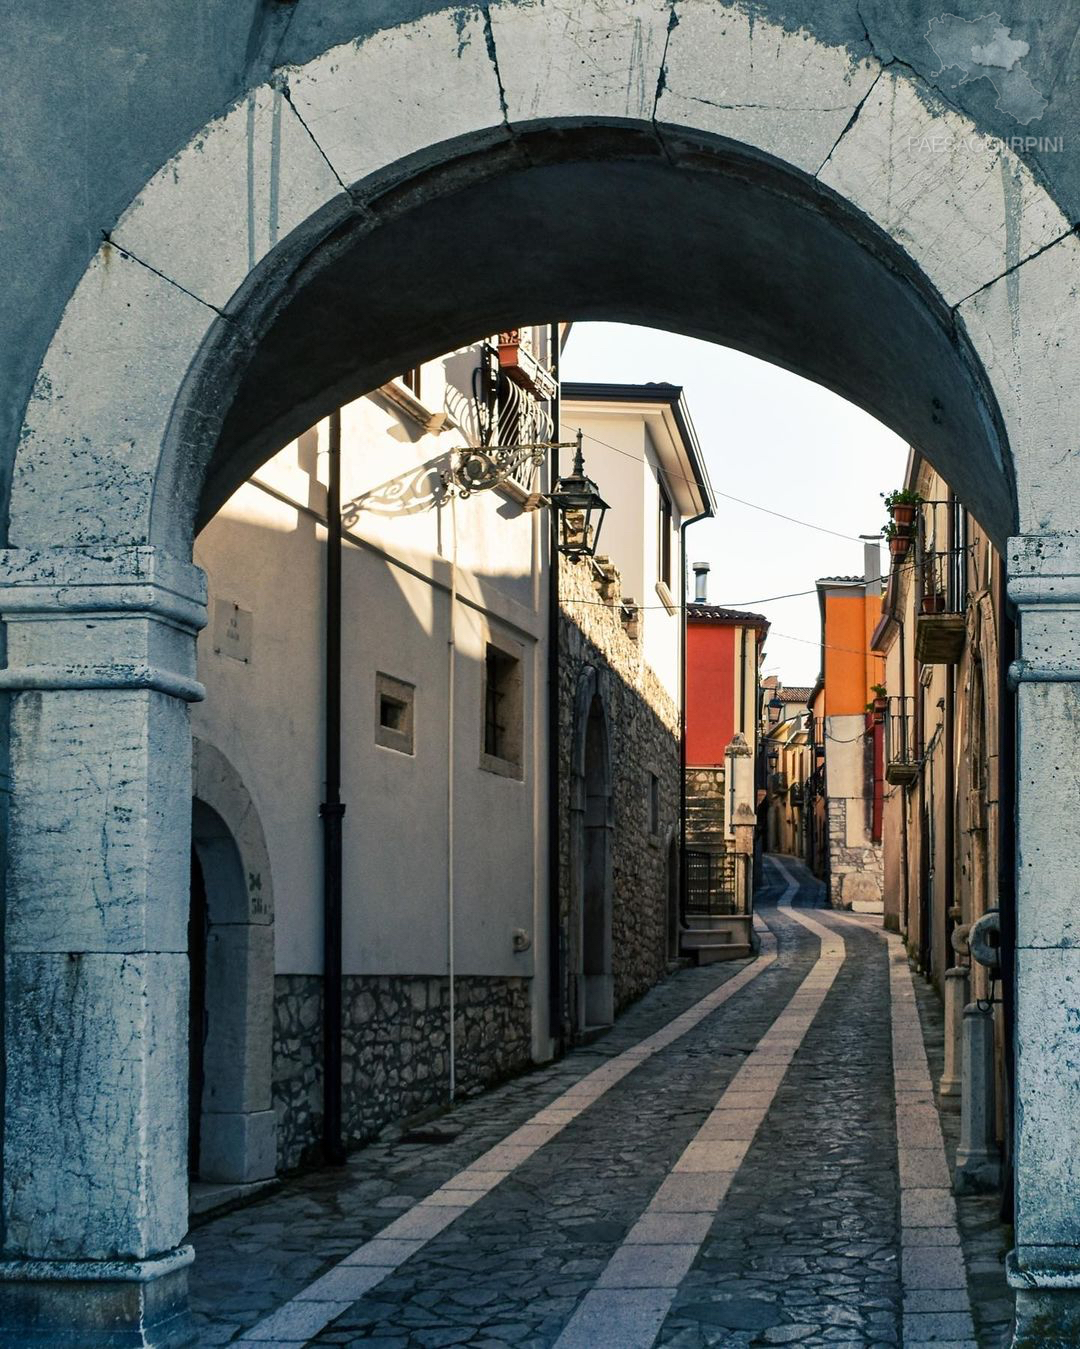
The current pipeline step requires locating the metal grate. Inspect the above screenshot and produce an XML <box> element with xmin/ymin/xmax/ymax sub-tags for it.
<box><xmin>685</xmin><ymin>849</ymin><xmax>749</xmax><ymax>918</ymax></box>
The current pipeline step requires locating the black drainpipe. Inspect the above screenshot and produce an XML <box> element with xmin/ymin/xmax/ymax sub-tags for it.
<box><xmin>678</xmin><ymin>516</ymin><xmax>709</xmax><ymax>923</ymax></box>
<box><xmin>547</xmin><ymin>323</ymin><xmax>564</xmax><ymax>1055</ymax></box>
<box><xmin>998</xmin><ymin>565</ymin><xmax>1017</xmax><ymax>1224</ymax></box>
<box><xmin>679</xmin><ymin>521</ymin><xmax>690</xmax><ymax>927</ymax></box>
<box><xmin>321</xmin><ymin>409</ymin><xmax>346</xmax><ymax>1166</ymax></box>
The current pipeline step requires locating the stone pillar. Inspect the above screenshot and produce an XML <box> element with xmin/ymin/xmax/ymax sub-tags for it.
<box><xmin>1007</xmin><ymin>535</ymin><xmax>1080</xmax><ymax>1344</ymax></box>
<box><xmin>0</xmin><ymin>546</ymin><xmax>206</xmax><ymax>1347</ymax></box>
<box><xmin>940</xmin><ymin>967</ymin><xmax>969</xmax><ymax>1100</ymax></box>
<box><xmin>954</xmin><ymin>1003</ymin><xmax>1000</xmax><ymax>1193</ymax></box>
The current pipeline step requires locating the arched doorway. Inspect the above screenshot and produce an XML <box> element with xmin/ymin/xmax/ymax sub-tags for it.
<box><xmin>3</xmin><ymin>6</ymin><xmax>1079</xmax><ymax>1342</ymax></box>
<box><xmin>572</xmin><ymin>671</ymin><xmax>614</xmax><ymax>1033</ymax></box>
<box><xmin>187</xmin><ymin>741</ymin><xmax>277</xmax><ymax>1196</ymax></box>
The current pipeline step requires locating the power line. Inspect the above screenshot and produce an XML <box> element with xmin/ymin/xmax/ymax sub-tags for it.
<box><xmin>560</xmin><ymin>422</ymin><xmax>870</xmax><ymax>543</ymax></box>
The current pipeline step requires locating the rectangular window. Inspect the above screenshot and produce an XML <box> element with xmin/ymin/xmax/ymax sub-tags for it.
<box><xmin>375</xmin><ymin>673</ymin><xmax>415</xmax><ymax>755</ymax></box>
<box><xmin>658</xmin><ymin>480</ymin><xmax>673</xmax><ymax>588</ymax></box>
<box><xmin>481</xmin><ymin>642</ymin><xmax>524</xmax><ymax>777</ymax></box>
<box><xmin>648</xmin><ymin>771</ymin><xmax>661</xmax><ymax>837</ymax></box>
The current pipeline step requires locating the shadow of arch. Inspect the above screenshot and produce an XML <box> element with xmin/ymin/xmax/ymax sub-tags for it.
<box><xmin>147</xmin><ymin>122</ymin><xmax>1018</xmax><ymax>553</ymax></box>
<box><xmin>570</xmin><ymin>666</ymin><xmax>614</xmax><ymax>1033</ymax></box>
<box><xmin>190</xmin><ymin>738</ymin><xmax>277</xmax><ymax>1188</ymax></box>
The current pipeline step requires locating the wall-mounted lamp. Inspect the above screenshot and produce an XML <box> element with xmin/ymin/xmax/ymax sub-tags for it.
<box><xmin>549</xmin><ymin>430</ymin><xmax>610</xmax><ymax>559</ymax></box>
<box><xmin>766</xmin><ymin>695</ymin><xmax>784</xmax><ymax>727</ymax></box>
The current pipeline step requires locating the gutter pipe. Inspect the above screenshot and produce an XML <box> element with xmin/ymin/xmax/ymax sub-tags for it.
<box><xmin>321</xmin><ymin>409</ymin><xmax>346</xmax><ymax>1166</ymax></box>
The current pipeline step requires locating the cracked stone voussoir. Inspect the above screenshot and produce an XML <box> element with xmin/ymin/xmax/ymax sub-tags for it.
<box><xmin>957</xmin><ymin>233</ymin><xmax>1080</xmax><ymax>536</ymax></box>
<box><xmin>284</xmin><ymin>10</ymin><xmax>505</xmax><ymax>197</ymax></box>
<box><xmin>488</xmin><ymin>0</ymin><xmax>672</xmax><ymax>128</ymax></box>
<box><xmin>12</xmin><ymin>248</ymin><xmax>219</xmax><ymax>550</ymax></box>
<box><xmin>111</xmin><ymin>83</ymin><xmax>345</xmax><ymax>312</ymax></box>
<box><xmin>819</xmin><ymin>66</ymin><xmax>1069</xmax><ymax>308</ymax></box>
<box><xmin>657</xmin><ymin>2</ymin><xmax>879</xmax><ymax>175</ymax></box>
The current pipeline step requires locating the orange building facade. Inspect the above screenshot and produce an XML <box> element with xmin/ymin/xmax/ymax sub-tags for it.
<box><xmin>812</xmin><ymin>543</ymin><xmax>886</xmax><ymax>910</ymax></box>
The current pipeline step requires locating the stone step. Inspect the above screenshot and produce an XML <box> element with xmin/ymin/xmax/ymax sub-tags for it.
<box><xmin>691</xmin><ymin>942</ymin><xmax>753</xmax><ymax>965</ymax></box>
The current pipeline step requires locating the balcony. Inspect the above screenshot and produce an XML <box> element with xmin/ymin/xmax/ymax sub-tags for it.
<box><xmin>885</xmin><ymin>694</ymin><xmax>919</xmax><ymax>786</ymax></box>
<box><xmin>913</xmin><ymin>501</ymin><xmax>968</xmax><ymax>665</ymax></box>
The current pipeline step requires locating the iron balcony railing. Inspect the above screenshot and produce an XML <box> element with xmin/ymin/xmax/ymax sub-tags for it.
<box><xmin>685</xmin><ymin>848</ymin><xmax>750</xmax><ymax>919</ymax></box>
<box><xmin>885</xmin><ymin>694</ymin><xmax>919</xmax><ymax>785</ymax></box>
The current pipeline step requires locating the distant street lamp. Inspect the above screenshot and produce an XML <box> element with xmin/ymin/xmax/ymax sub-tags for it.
<box><xmin>549</xmin><ymin>430</ymin><xmax>610</xmax><ymax>559</ymax></box>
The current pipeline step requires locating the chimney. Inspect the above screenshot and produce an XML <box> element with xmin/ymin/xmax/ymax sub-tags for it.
<box><xmin>862</xmin><ymin>537</ymin><xmax>882</xmax><ymax>596</ymax></box>
<box><xmin>692</xmin><ymin>561</ymin><xmax>710</xmax><ymax>604</ymax></box>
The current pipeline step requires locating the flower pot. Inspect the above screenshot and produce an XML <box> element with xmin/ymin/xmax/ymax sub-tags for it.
<box><xmin>890</xmin><ymin>503</ymin><xmax>916</xmax><ymax>527</ymax></box>
<box><xmin>889</xmin><ymin>535</ymin><xmax>910</xmax><ymax>558</ymax></box>
<box><xmin>922</xmin><ymin>593</ymin><xmax>946</xmax><ymax>614</ymax></box>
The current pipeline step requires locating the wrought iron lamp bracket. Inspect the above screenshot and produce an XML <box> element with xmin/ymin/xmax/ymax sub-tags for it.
<box><xmin>443</xmin><ymin>439</ymin><xmax>578</xmax><ymax>499</ymax></box>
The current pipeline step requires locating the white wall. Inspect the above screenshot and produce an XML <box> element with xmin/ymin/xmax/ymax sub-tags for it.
<box><xmin>561</xmin><ymin>407</ymin><xmax>683</xmax><ymax>705</ymax></box>
<box><xmin>193</xmin><ymin>342</ymin><xmax>548</xmax><ymax>982</ymax></box>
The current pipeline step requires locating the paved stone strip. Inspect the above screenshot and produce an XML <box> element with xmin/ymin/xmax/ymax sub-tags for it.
<box><xmin>552</xmin><ymin>859</ymin><xmax>845</xmax><ymax>1349</ymax></box>
<box><xmin>827</xmin><ymin>906</ymin><xmax>979</xmax><ymax>1348</ymax></box>
<box><xmin>236</xmin><ymin>919</ymin><xmax>778</xmax><ymax>1344</ymax></box>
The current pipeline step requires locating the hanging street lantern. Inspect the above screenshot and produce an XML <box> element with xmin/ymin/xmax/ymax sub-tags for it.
<box><xmin>549</xmin><ymin>430</ymin><xmax>610</xmax><ymax>559</ymax></box>
<box><xmin>766</xmin><ymin>695</ymin><xmax>784</xmax><ymax>727</ymax></box>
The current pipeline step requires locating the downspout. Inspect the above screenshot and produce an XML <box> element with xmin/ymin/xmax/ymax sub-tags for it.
<box><xmin>899</xmin><ymin>618</ymin><xmax>911</xmax><ymax>934</ymax></box>
<box><xmin>943</xmin><ymin>497</ymin><xmax>957</xmax><ymax>971</ymax></box>
<box><xmin>547</xmin><ymin>322</ymin><xmax>564</xmax><ymax>1053</ymax></box>
<box><xmin>679</xmin><ymin>520</ymin><xmax>690</xmax><ymax>927</ymax></box>
<box><xmin>678</xmin><ymin>513</ymin><xmax>709</xmax><ymax>924</ymax></box>
<box><xmin>998</xmin><ymin>564</ymin><xmax>1017</xmax><ymax>1223</ymax></box>
<box><xmin>320</xmin><ymin>408</ymin><xmax>346</xmax><ymax>1166</ymax></box>
<box><xmin>447</xmin><ymin>491</ymin><xmax>459</xmax><ymax>1098</ymax></box>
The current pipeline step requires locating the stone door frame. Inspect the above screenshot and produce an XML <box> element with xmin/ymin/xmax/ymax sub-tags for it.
<box><xmin>569</xmin><ymin>666</ymin><xmax>614</xmax><ymax>1032</ymax></box>
<box><xmin>190</xmin><ymin>738</ymin><xmax>277</xmax><ymax>1191</ymax></box>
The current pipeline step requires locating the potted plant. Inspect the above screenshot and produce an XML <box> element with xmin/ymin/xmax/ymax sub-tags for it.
<box><xmin>869</xmin><ymin>683</ymin><xmax>888</xmax><ymax>724</ymax></box>
<box><xmin>884</xmin><ymin>520</ymin><xmax>911</xmax><ymax>559</ymax></box>
<box><xmin>921</xmin><ymin>589</ymin><xmax>946</xmax><ymax>614</ymax></box>
<box><xmin>882</xmin><ymin>488</ymin><xmax>923</xmax><ymax>530</ymax></box>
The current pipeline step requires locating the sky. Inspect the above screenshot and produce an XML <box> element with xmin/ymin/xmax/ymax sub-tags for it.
<box><xmin>560</xmin><ymin>323</ymin><xmax>909</xmax><ymax>687</ymax></box>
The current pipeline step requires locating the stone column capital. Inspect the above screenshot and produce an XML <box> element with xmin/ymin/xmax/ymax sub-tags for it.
<box><xmin>1007</xmin><ymin>534</ymin><xmax>1080</xmax><ymax>687</ymax></box>
<box><xmin>0</xmin><ymin>544</ymin><xmax>207</xmax><ymax>701</ymax></box>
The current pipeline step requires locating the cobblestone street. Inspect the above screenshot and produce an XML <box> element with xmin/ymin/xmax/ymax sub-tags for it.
<box><xmin>190</xmin><ymin>858</ymin><xmax>1011</xmax><ymax>1347</ymax></box>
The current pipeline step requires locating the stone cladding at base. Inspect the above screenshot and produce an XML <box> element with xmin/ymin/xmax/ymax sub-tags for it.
<box><xmin>826</xmin><ymin>796</ymin><xmax>884</xmax><ymax>908</ymax></box>
<box><xmin>272</xmin><ymin>973</ymin><xmax>531</xmax><ymax>1171</ymax></box>
<box><xmin>557</xmin><ymin>555</ymin><xmax>680</xmax><ymax>1038</ymax></box>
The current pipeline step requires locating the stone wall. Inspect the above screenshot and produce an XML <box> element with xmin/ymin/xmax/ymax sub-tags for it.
<box><xmin>557</xmin><ymin>555</ymin><xmax>681</xmax><ymax>1037</ymax></box>
<box><xmin>826</xmin><ymin>797</ymin><xmax>884</xmax><ymax>909</ymax></box>
<box><xmin>272</xmin><ymin>973</ymin><xmax>532</xmax><ymax>1172</ymax></box>
<box><xmin>686</xmin><ymin>765</ymin><xmax>726</xmax><ymax>851</ymax></box>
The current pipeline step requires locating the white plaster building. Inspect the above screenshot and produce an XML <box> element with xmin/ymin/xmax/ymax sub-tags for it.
<box><xmin>186</xmin><ymin>353</ymin><xmax>709</xmax><ymax>1199</ymax></box>
<box><xmin>191</xmin><ymin>333</ymin><xmax>555</xmax><ymax>1189</ymax></box>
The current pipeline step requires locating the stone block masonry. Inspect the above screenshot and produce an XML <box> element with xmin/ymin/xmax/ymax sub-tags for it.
<box><xmin>558</xmin><ymin>556</ymin><xmax>681</xmax><ymax>1034</ymax></box>
<box><xmin>272</xmin><ymin>974</ymin><xmax>532</xmax><ymax>1171</ymax></box>
<box><xmin>826</xmin><ymin>796</ymin><xmax>884</xmax><ymax>909</ymax></box>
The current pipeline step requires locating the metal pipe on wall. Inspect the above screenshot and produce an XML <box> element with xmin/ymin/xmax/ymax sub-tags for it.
<box><xmin>547</xmin><ymin>322</ymin><xmax>564</xmax><ymax>1054</ymax></box>
<box><xmin>320</xmin><ymin>408</ymin><xmax>346</xmax><ymax>1166</ymax></box>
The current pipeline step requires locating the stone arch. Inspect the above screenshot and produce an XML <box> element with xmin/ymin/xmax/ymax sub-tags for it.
<box><xmin>570</xmin><ymin>666</ymin><xmax>614</xmax><ymax>1032</ymax></box>
<box><xmin>190</xmin><ymin>738</ymin><xmax>277</xmax><ymax>1190</ymax></box>
<box><xmin>16</xmin><ymin>3</ymin><xmax>1080</xmax><ymax>556</ymax></box>
<box><xmin>3</xmin><ymin>5</ymin><xmax>1080</xmax><ymax>1342</ymax></box>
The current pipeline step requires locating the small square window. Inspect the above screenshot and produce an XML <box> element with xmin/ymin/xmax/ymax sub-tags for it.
<box><xmin>481</xmin><ymin>642</ymin><xmax>524</xmax><ymax>778</ymax></box>
<box><xmin>380</xmin><ymin>695</ymin><xmax>406</xmax><ymax>732</ymax></box>
<box><xmin>375</xmin><ymin>674</ymin><xmax>414</xmax><ymax>755</ymax></box>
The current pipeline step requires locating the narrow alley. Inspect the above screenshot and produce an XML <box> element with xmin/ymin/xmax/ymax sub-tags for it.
<box><xmin>190</xmin><ymin>858</ymin><xmax>1010</xmax><ymax>1348</ymax></box>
